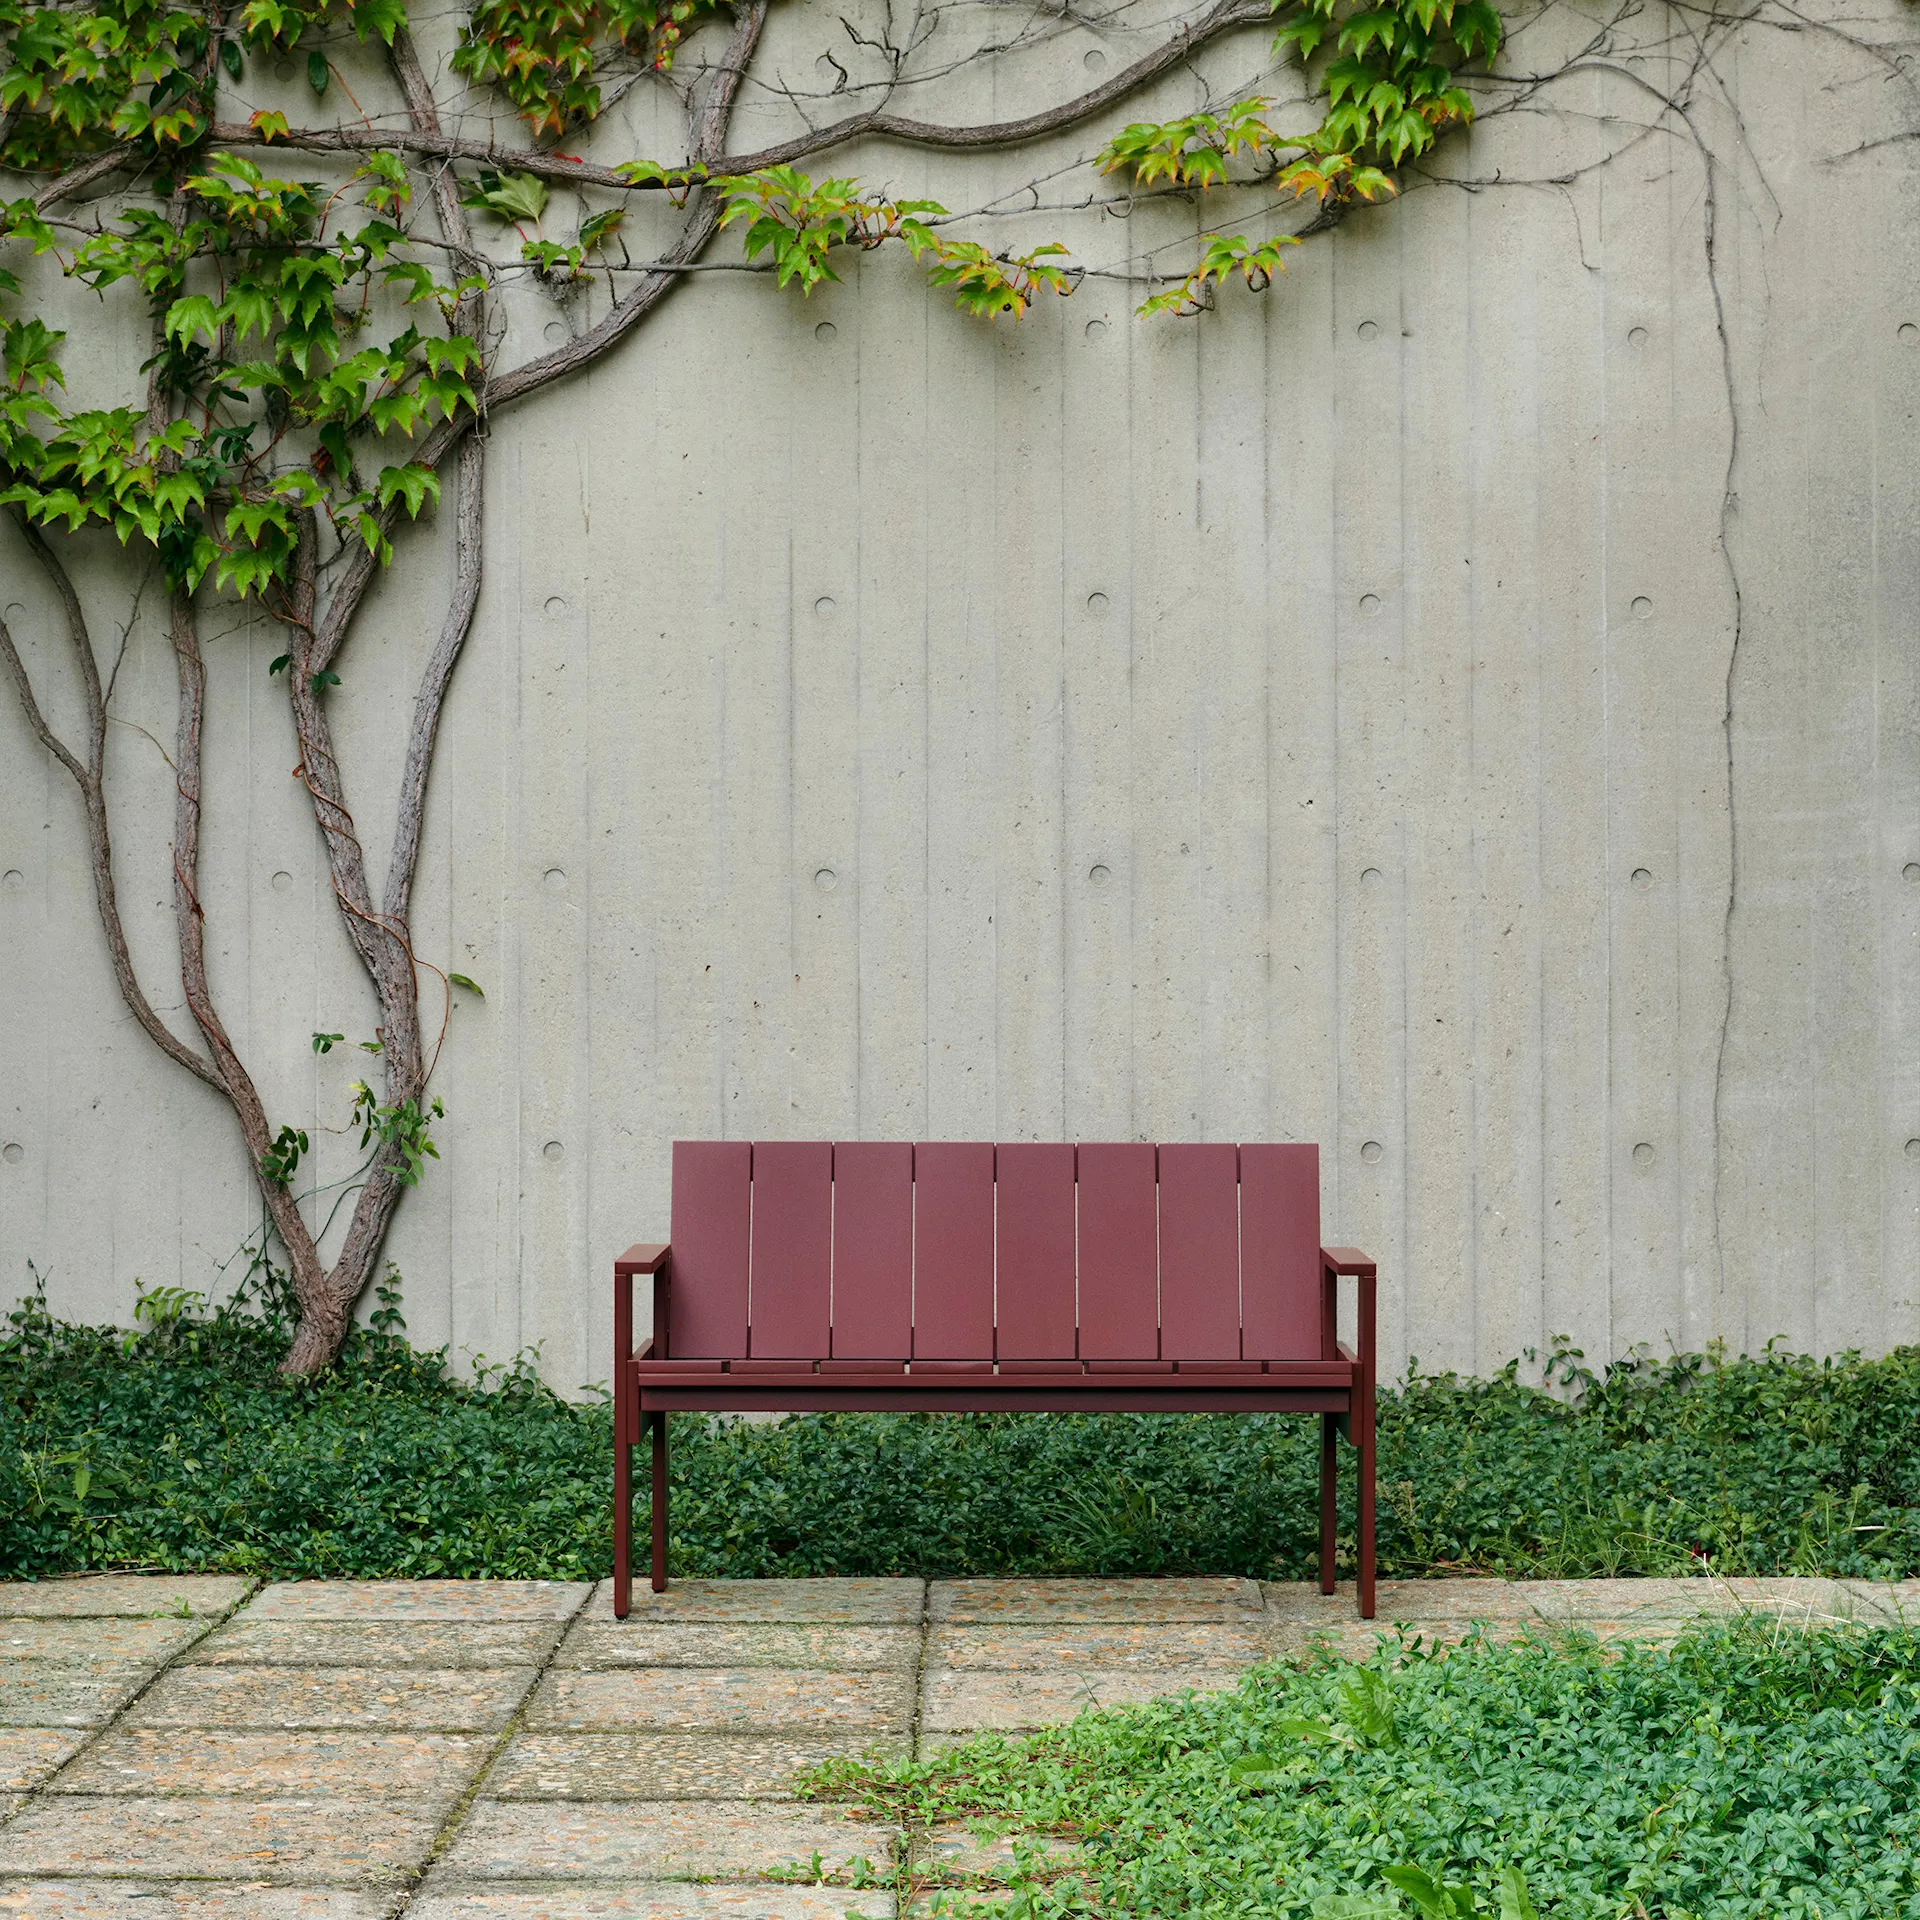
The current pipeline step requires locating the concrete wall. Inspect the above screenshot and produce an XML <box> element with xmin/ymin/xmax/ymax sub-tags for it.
<box><xmin>2</xmin><ymin>1</ymin><xmax>1917</xmax><ymax>1391</ymax></box>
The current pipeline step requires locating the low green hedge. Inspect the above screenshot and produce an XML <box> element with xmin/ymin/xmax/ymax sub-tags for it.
<box><xmin>3</xmin><ymin>1277</ymin><xmax>1918</xmax><ymax>1582</ymax></box>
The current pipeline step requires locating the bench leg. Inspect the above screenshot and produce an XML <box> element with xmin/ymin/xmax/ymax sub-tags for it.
<box><xmin>1318</xmin><ymin>1413</ymin><xmax>1338</xmax><ymax>1595</ymax></box>
<box><xmin>649</xmin><ymin>1410</ymin><xmax>670</xmax><ymax>1593</ymax></box>
<box><xmin>613</xmin><ymin>1390</ymin><xmax>633</xmax><ymax>1619</ymax></box>
<box><xmin>1356</xmin><ymin>1378</ymin><xmax>1376</xmax><ymax>1621</ymax></box>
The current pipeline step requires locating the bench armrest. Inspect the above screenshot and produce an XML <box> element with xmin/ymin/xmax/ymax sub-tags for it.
<box><xmin>1319</xmin><ymin>1245</ymin><xmax>1376</xmax><ymax>1373</ymax></box>
<box><xmin>615</xmin><ymin>1244</ymin><xmax>670</xmax><ymax>1363</ymax></box>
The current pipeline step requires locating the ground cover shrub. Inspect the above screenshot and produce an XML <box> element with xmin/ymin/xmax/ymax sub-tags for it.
<box><xmin>3</xmin><ymin>1274</ymin><xmax>1919</xmax><ymax>1581</ymax></box>
<box><xmin>808</xmin><ymin>1619</ymin><xmax>1920</xmax><ymax>1917</ymax></box>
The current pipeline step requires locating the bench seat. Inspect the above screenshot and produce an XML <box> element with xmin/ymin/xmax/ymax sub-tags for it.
<box><xmin>614</xmin><ymin>1142</ymin><xmax>1378</xmax><ymax>1617</ymax></box>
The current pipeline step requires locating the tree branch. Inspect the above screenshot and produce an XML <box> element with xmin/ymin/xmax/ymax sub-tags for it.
<box><xmin>387</xmin><ymin>29</ymin><xmax>488</xmax><ymax>324</ymax></box>
<box><xmin>0</xmin><ymin>517</ymin><xmax>223</xmax><ymax>1091</ymax></box>
<box><xmin>211</xmin><ymin>119</ymin><xmax>647</xmax><ymax>193</ymax></box>
<box><xmin>722</xmin><ymin>0</ymin><xmax>1269</xmax><ymax>169</ymax></box>
<box><xmin>31</xmin><ymin>144</ymin><xmax>135</xmax><ymax>210</ymax></box>
<box><xmin>169</xmin><ymin>590</ymin><xmax>333</xmax><ymax>1318</ymax></box>
<box><xmin>384</xmin><ymin>430</ymin><xmax>484</xmax><ymax>929</ymax></box>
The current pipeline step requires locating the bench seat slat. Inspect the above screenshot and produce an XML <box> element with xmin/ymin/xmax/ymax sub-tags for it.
<box><xmin>669</xmin><ymin>1141</ymin><xmax>751</xmax><ymax>1358</ymax></box>
<box><xmin>1240</xmin><ymin>1143</ymin><xmax>1322</xmax><ymax>1360</ymax></box>
<box><xmin>912</xmin><ymin>1142</ymin><xmax>995</xmax><ymax>1359</ymax></box>
<box><xmin>1076</xmin><ymin>1143</ymin><xmax>1159</xmax><ymax>1359</ymax></box>
<box><xmin>994</xmin><ymin>1142</ymin><xmax>1077</xmax><ymax>1360</ymax></box>
<box><xmin>830</xmin><ymin>1141</ymin><xmax>913</xmax><ymax>1359</ymax></box>
<box><xmin>749</xmin><ymin>1140</ymin><xmax>832</xmax><ymax>1358</ymax></box>
<box><xmin>1158</xmin><ymin>1143</ymin><xmax>1242</xmax><ymax>1361</ymax></box>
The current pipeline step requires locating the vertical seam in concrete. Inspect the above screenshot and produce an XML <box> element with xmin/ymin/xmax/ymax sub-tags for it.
<box><xmin>1394</xmin><ymin>209</ymin><xmax>1412</xmax><ymax>1365</ymax></box>
<box><xmin>853</xmin><ymin>288</ymin><xmax>865</xmax><ymax>1138</ymax></box>
<box><xmin>2</xmin><ymin>1581</ymin><xmax>262</xmax><ymax>1821</ymax></box>
<box><xmin>387</xmin><ymin>1579</ymin><xmax>596</xmax><ymax>1914</ymax></box>
<box><xmin>787</xmin><ymin>472</ymin><xmax>799</xmax><ymax>1131</ymax></box>
<box><xmin>505</xmin><ymin>428</ymin><xmax>526</xmax><ymax>1358</ymax></box>
<box><xmin>919</xmin><ymin>294</ymin><xmax>932</xmax><ymax>1140</ymax></box>
<box><xmin>1330</xmin><ymin>241</ymin><xmax>1343</xmax><ymax>1228</ymax></box>
<box><xmin>578</xmin><ymin>431</ymin><xmax>595</xmax><ymax>1389</ymax></box>
<box><xmin>1599</xmin><ymin>156</ymin><xmax>1617</xmax><ymax>1363</ymax></box>
<box><xmin>1125</xmin><ymin>300</ymin><xmax>1138</xmax><ymax>1142</ymax></box>
<box><xmin>1465</xmin><ymin>195</ymin><xmax>1481</xmax><ymax>1375</ymax></box>
<box><xmin>1059</xmin><ymin>317</ymin><xmax>1070</xmax><ymax>1142</ymax></box>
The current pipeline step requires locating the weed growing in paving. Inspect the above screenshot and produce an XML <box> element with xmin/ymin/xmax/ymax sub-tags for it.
<box><xmin>807</xmin><ymin>1620</ymin><xmax>1920</xmax><ymax>1918</ymax></box>
<box><xmin>3</xmin><ymin>1273</ymin><xmax>1919</xmax><ymax>1581</ymax></box>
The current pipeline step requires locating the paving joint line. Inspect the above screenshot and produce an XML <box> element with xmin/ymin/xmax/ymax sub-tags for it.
<box><xmin>384</xmin><ymin>1581</ymin><xmax>598</xmax><ymax>1917</ymax></box>
<box><xmin>0</xmin><ymin>1577</ymin><xmax>262</xmax><ymax>1833</ymax></box>
<box><xmin>894</xmin><ymin>1575</ymin><xmax>934</xmax><ymax>1911</ymax></box>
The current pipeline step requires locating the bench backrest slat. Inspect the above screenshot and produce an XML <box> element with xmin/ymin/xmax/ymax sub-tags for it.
<box><xmin>911</xmin><ymin>1142</ymin><xmax>996</xmax><ymax>1359</ymax></box>
<box><xmin>1075</xmin><ymin>1142</ymin><xmax>1160</xmax><ymax>1360</ymax></box>
<box><xmin>748</xmin><ymin>1140</ymin><xmax>832</xmax><ymax>1358</ymax></box>
<box><xmin>994</xmin><ymin>1143</ymin><xmax>1077</xmax><ymax>1360</ymax></box>
<box><xmin>1240</xmin><ymin>1143</ymin><xmax>1322</xmax><ymax>1361</ymax></box>
<box><xmin>830</xmin><ymin>1141</ymin><xmax>913</xmax><ymax>1359</ymax></box>
<box><xmin>667</xmin><ymin>1138</ymin><xmax>1323</xmax><ymax>1364</ymax></box>
<box><xmin>669</xmin><ymin>1139</ymin><xmax>752</xmax><ymax>1357</ymax></box>
<box><xmin>1158</xmin><ymin>1144</ymin><xmax>1242</xmax><ymax>1361</ymax></box>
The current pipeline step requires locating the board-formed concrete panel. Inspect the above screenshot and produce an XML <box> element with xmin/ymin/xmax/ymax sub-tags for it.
<box><xmin>1</xmin><ymin>5</ymin><xmax>1916</xmax><ymax>1385</ymax></box>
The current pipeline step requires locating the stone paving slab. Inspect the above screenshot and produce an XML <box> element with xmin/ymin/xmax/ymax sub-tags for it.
<box><xmin>528</xmin><ymin>1669</ymin><xmax>914</xmax><ymax>1733</ymax></box>
<box><xmin>922</xmin><ymin>1824</ymin><xmax>1080</xmax><ymax>1882</ymax></box>
<box><xmin>1511</xmin><ymin>1578</ymin><xmax>1777</xmax><ymax>1621</ymax></box>
<box><xmin>0</xmin><ymin>1666</ymin><xmax>152</xmax><ymax>1728</ymax></box>
<box><xmin>929</xmin><ymin>1578</ymin><xmax>1261</xmax><ymax>1623</ymax></box>
<box><xmin>0</xmin><ymin>1577</ymin><xmax>252</xmax><ymax>1618</ymax></box>
<box><xmin>1268</xmin><ymin>1620</ymin><xmax>1523</xmax><ymax>1661</ymax></box>
<box><xmin>247</xmin><ymin>1581</ymin><xmax>587</xmax><ymax>1622</ymax></box>
<box><xmin>0</xmin><ymin>1793</ymin><xmax>444</xmax><ymax>1883</ymax></box>
<box><xmin>57</xmin><ymin>1727</ymin><xmax>494</xmax><ymax>1796</ymax></box>
<box><xmin>436</xmin><ymin>1799</ymin><xmax>890</xmax><ymax>1880</ymax></box>
<box><xmin>583</xmin><ymin>1579</ymin><xmax>923</xmax><ymax>1623</ymax></box>
<box><xmin>187</xmin><ymin>1620</ymin><xmax>564</xmax><ymax>1668</ymax></box>
<box><xmin>489</xmin><ymin>1732</ymin><xmax>904</xmax><ymax>1799</ymax></box>
<box><xmin>127</xmin><ymin>1665</ymin><xmax>537</xmax><ymax>1731</ymax></box>
<box><xmin>0</xmin><ymin>1728</ymin><xmax>83</xmax><ymax>1792</ymax></box>
<box><xmin>410</xmin><ymin>1886</ymin><xmax>894</xmax><ymax>1918</ymax></box>
<box><xmin>0</xmin><ymin>1617</ymin><xmax>212</xmax><ymax>1664</ymax></box>
<box><xmin>928</xmin><ymin>1622</ymin><xmax>1268</xmax><ymax>1670</ymax></box>
<box><xmin>0</xmin><ymin>1884</ymin><xmax>392</xmax><ymax>1917</ymax></box>
<box><xmin>1837</xmin><ymin>1580</ymin><xmax>1920</xmax><ymax>1623</ymax></box>
<box><xmin>923</xmin><ymin>1667</ymin><xmax>1242</xmax><ymax>1733</ymax></box>
<box><xmin>560</xmin><ymin>1623</ymin><xmax>920</xmax><ymax>1670</ymax></box>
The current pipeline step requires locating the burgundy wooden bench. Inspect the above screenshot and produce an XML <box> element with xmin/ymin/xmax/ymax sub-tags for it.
<box><xmin>613</xmin><ymin>1141</ymin><xmax>1377</xmax><ymax>1617</ymax></box>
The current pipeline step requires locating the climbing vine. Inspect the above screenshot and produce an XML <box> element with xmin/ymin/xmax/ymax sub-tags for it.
<box><xmin>0</xmin><ymin>0</ymin><xmax>1516</xmax><ymax>1369</ymax></box>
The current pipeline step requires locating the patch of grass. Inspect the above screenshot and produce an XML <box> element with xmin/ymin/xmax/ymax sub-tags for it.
<box><xmin>805</xmin><ymin>1619</ymin><xmax>1920</xmax><ymax>1917</ymax></box>
<box><xmin>3</xmin><ymin>1271</ymin><xmax>1919</xmax><ymax>1582</ymax></box>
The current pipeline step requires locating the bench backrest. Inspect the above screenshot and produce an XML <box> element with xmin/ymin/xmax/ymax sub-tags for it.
<box><xmin>668</xmin><ymin>1142</ymin><xmax>1322</xmax><ymax>1363</ymax></box>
